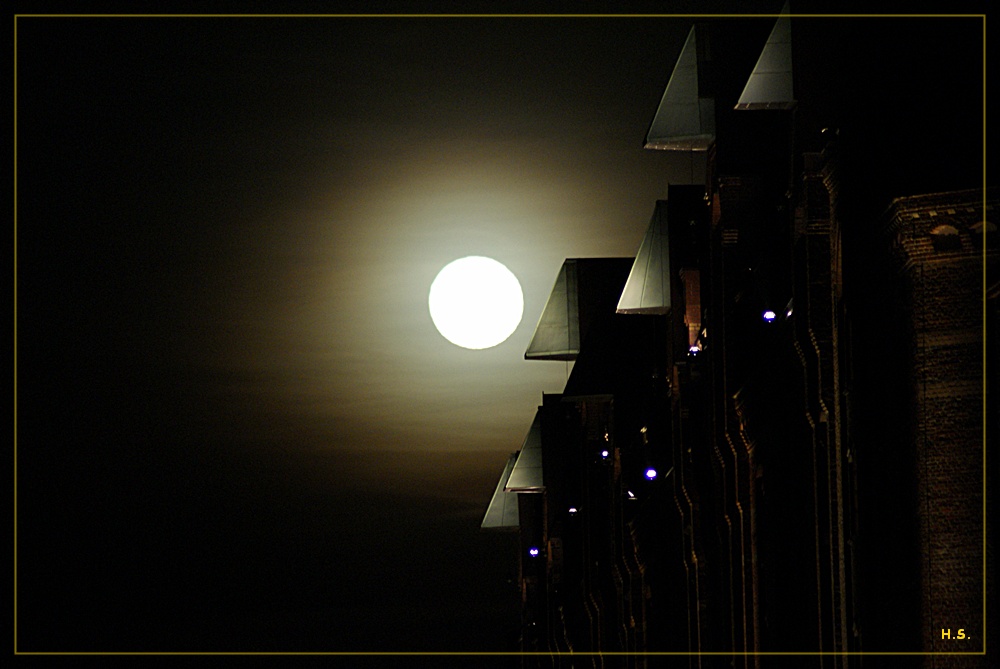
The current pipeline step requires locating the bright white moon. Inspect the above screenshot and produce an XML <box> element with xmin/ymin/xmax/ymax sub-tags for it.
<box><xmin>429</xmin><ymin>256</ymin><xmax>524</xmax><ymax>350</ymax></box>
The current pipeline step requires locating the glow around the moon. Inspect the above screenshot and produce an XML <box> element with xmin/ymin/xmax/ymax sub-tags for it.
<box><xmin>428</xmin><ymin>256</ymin><xmax>524</xmax><ymax>350</ymax></box>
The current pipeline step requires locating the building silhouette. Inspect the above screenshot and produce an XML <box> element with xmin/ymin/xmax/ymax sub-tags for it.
<box><xmin>483</xmin><ymin>11</ymin><xmax>995</xmax><ymax>668</ymax></box>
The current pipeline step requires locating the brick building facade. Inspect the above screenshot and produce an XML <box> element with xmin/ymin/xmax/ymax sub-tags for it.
<box><xmin>880</xmin><ymin>191</ymin><xmax>996</xmax><ymax>666</ymax></box>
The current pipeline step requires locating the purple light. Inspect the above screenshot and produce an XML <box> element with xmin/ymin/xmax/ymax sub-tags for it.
<box><xmin>763</xmin><ymin>310</ymin><xmax>777</xmax><ymax>322</ymax></box>
<box><xmin>601</xmin><ymin>449</ymin><xmax>610</xmax><ymax>459</ymax></box>
<box><xmin>528</xmin><ymin>547</ymin><xmax>540</xmax><ymax>557</ymax></box>
<box><xmin>688</xmin><ymin>345</ymin><xmax>700</xmax><ymax>355</ymax></box>
<box><xmin>645</xmin><ymin>468</ymin><xmax>658</xmax><ymax>480</ymax></box>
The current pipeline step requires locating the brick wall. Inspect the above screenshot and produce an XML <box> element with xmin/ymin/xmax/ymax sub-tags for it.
<box><xmin>885</xmin><ymin>190</ymin><xmax>997</xmax><ymax>668</ymax></box>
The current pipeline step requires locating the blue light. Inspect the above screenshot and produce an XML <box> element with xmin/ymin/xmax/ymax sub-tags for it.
<box><xmin>528</xmin><ymin>547</ymin><xmax>540</xmax><ymax>557</ymax></box>
<box><xmin>763</xmin><ymin>310</ymin><xmax>777</xmax><ymax>322</ymax></box>
<box><xmin>645</xmin><ymin>468</ymin><xmax>658</xmax><ymax>480</ymax></box>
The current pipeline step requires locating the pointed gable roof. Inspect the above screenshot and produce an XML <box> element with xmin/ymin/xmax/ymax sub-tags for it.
<box><xmin>505</xmin><ymin>410</ymin><xmax>544</xmax><ymax>492</ymax></box>
<box><xmin>735</xmin><ymin>2</ymin><xmax>795</xmax><ymax>110</ymax></box>
<box><xmin>645</xmin><ymin>25</ymin><xmax>715</xmax><ymax>151</ymax></box>
<box><xmin>481</xmin><ymin>453</ymin><xmax>520</xmax><ymax>530</ymax></box>
<box><xmin>524</xmin><ymin>260</ymin><xmax>579</xmax><ymax>360</ymax></box>
<box><xmin>617</xmin><ymin>201</ymin><xmax>671</xmax><ymax>315</ymax></box>
<box><xmin>525</xmin><ymin>258</ymin><xmax>633</xmax><ymax>361</ymax></box>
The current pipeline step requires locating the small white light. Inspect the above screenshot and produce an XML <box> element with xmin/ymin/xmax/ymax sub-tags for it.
<box><xmin>786</xmin><ymin>309</ymin><xmax>793</xmax><ymax>318</ymax></box>
<box><xmin>627</xmin><ymin>491</ymin><xmax>636</xmax><ymax>499</ymax></box>
<box><xmin>645</xmin><ymin>468</ymin><xmax>658</xmax><ymax>480</ymax></box>
<box><xmin>601</xmin><ymin>450</ymin><xmax>610</xmax><ymax>459</ymax></box>
<box><xmin>528</xmin><ymin>547</ymin><xmax>540</xmax><ymax>557</ymax></box>
<box><xmin>689</xmin><ymin>345</ymin><xmax>700</xmax><ymax>355</ymax></box>
<box><xmin>568</xmin><ymin>507</ymin><xmax>578</xmax><ymax>514</ymax></box>
<box><xmin>763</xmin><ymin>310</ymin><xmax>777</xmax><ymax>322</ymax></box>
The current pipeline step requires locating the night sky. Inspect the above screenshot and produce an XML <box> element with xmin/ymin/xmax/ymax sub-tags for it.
<box><xmin>14</xmin><ymin>2</ymin><xmax>989</xmax><ymax>655</ymax></box>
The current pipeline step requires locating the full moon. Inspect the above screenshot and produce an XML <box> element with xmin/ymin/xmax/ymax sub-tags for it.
<box><xmin>428</xmin><ymin>256</ymin><xmax>524</xmax><ymax>350</ymax></box>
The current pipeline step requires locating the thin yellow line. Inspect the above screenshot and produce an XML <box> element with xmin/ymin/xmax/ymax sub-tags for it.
<box><xmin>12</xmin><ymin>13</ymin><xmax>18</xmax><ymax>657</ymax></box>
<box><xmin>980</xmin><ymin>14</ymin><xmax>988</xmax><ymax>657</ymax></box>
<box><xmin>10</xmin><ymin>651</ymin><xmax>991</xmax><ymax>656</ymax></box>
<box><xmin>9</xmin><ymin>13</ymin><xmax>990</xmax><ymax>18</ymax></box>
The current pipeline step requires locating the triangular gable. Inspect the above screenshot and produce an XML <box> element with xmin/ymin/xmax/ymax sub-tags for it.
<box><xmin>617</xmin><ymin>201</ymin><xmax>671</xmax><ymax>315</ymax></box>
<box><xmin>524</xmin><ymin>260</ymin><xmax>580</xmax><ymax>360</ymax></box>
<box><xmin>735</xmin><ymin>2</ymin><xmax>795</xmax><ymax>110</ymax></box>
<box><xmin>481</xmin><ymin>453</ymin><xmax>520</xmax><ymax>530</ymax></box>
<box><xmin>646</xmin><ymin>25</ymin><xmax>715</xmax><ymax>151</ymax></box>
<box><xmin>505</xmin><ymin>410</ymin><xmax>544</xmax><ymax>492</ymax></box>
